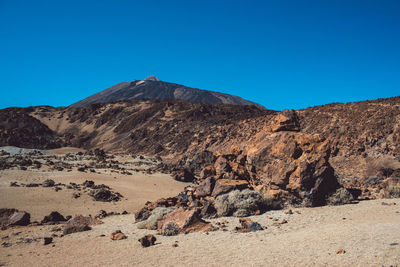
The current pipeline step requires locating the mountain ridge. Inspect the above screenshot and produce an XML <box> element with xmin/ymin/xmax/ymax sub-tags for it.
<box><xmin>70</xmin><ymin>76</ymin><xmax>265</xmax><ymax>109</ymax></box>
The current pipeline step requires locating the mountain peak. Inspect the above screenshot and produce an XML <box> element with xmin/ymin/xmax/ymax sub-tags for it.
<box><xmin>143</xmin><ymin>75</ymin><xmax>161</xmax><ymax>82</ymax></box>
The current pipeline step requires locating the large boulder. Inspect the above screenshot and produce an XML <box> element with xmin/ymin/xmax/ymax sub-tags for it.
<box><xmin>211</xmin><ymin>179</ymin><xmax>249</xmax><ymax>197</ymax></box>
<box><xmin>63</xmin><ymin>215</ymin><xmax>102</xmax><ymax>235</ymax></box>
<box><xmin>157</xmin><ymin>207</ymin><xmax>214</xmax><ymax>235</ymax></box>
<box><xmin>138</xmin><ymin>234</ymin><xmax>156</xmax><ymax>247</ymax></box>
<box><xmin>171</xmin><ymin>168</ymin><xmax>195</xmax><ymax>182</ymax></box>
<box><xmin>136</xmin><ymin>207</ymin><xmax>175</xmax><ymax>230</ymax></box>
<box><xmin>89</xmin><ymin>188</ymin><xmax>122</xmax><ymax>202</ymax></box>
<box><xmin>326</xmin><ymin>187</ymin><xmax>354</xmax><ymax>205</ymax></box>
<box><xmin>214</xmin><ymin>189</ymin><xmax>265</xmax><ymax>217</ymax></box>
<box><xmin>41</xmin><ymin>211</ymin><xmax>67</xmax><ymax>224</ymax></box>
<box><xmin>0</xmin><ymin>209</ymin><xmax>31</xmax><ymax>227</ymax></box>
<box><xmin>270</xmin><ymin>110</ymin><xmax>300</xmax><ymax>132</ymax></box>
<box><xmin>246</xmin><ymin>132</ymin><xmax>339</xmax><ymax>206</ymax></box>
<box><xmin>135</xmin><ymin>197</ymin><xmax>179</xmax><ymax>222</ymax></box>
<box><xmin>194</xmin><ymin>177</ymin><xmax>215</xmax><ymax>197</ymax></box>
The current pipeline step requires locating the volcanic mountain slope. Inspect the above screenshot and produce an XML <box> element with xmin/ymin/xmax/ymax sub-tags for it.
<box><xmin>70</xmin><ymin>76</ymin><xmax>264</xmax><ymax>109</ymax></box>
<box><xmin>1</xmin><ymin>96</ymin><xmax>399</xmax><ymax>201</ymax></box>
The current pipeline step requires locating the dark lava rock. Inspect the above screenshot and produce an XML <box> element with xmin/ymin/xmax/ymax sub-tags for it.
<box><xmin>62</xmin><ymin>215</ymin><xmax>99</xmax><ymax>235</ymax></box>
<box><xmin>43</xmin><ymin>237</ymin><xmax>53</xmax><ymax>245</ymax></box>
<box><xmin>138</xmin><ymin>234</ymin><xmax>156</xmax><ymax>247</ymax></box>
<box><xmin>9</xmin><ymin>182</ymin><xmax>19</xmax><ymax>187</ymax></box>
<box><xmin>82</xmin><ymin>180</ymin><xmax>95</xmax><ymax>188</ymax></box>
<box><xmin>41</xmin><ymin>211</ymin><xmax>67</xmax><ymax>224</ymax></box>
<box><xmin>172</xmin><ymin>168</ymin><xmax>195</xmax><ymax>182</ymax></box>
<box><xmin>25</xmin><ymin>183</ymin><xmax>40</xmax><ymax>188</ymax></box>
<box><xmin>89</xmin><ymin>188</ymin><xmax>122</xmax><ymax>202</ymax></box>
<box><xmin>42</xmin><ymin>179</ymin><xmax>55</xmax><ymax>187</ymax></box>
<box><xmin>0</xmin><ymin>209</ymin><xmax>31</xmax><ymax>226</ymax></box>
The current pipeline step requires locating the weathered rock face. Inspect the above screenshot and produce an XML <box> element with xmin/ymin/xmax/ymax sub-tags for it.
<box><xmin>270</xmin><ymin>109</ymin><xmax>300</xmax><ymax>132</ymax></box>
<box><xmin>246</xmin><ymin>132</ymin><xmax>339</xmax><ymax>206</ymax></box>
<box><xmin>211</xmin><ymin>179</ymin><xmax>249</xmax><ymax>197</ymax></box>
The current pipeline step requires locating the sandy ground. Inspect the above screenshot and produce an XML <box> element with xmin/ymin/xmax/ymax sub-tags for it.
<box><xmin>0</xmin><ymin>199</ymin><xmax>399</xmax><ymax>266</ymax></box>
<box><xmin>0</xmin><ymin>168</ymin><xmax>187</xmax><ymax>222</ymax></box>
<box><xmin>0</xmin><ymin>149</ymin><xmax>399</xmax><ymax>266</ymax></box>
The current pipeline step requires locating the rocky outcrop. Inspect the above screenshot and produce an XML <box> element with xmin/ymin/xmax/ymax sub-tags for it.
<box><xmin>245</xmin><ymin>132</ymin><xmax>339</xmax><ymax>206</ymax></box>
<box><xmin>2</xmin><ymin>96</ymin><xmax>399</xmax><ymax>206</ymax></box>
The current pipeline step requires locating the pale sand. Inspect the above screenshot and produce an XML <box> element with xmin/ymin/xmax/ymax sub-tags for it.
<box><xmin>0</xmin><ymin>199</ymin><xmax>399</xmax><ymax>266</ymax></box>
<box><xmin>0</xmin><ymin>169</ymin><xmax>187</xmax><ymax>221</ymax></box>
<box><xmin>0</xmin><ymin>166</ymin><xmax>399</xmax><ymax>266</ymax></box>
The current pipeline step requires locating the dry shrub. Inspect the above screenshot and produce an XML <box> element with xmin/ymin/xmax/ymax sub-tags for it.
<box><xmin>387</xmin><ymin>184</ymin><xmax>400</xmax><ymax>198</ymax></box>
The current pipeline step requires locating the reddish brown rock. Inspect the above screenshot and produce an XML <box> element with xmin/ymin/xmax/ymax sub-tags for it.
<box><xmin>157</xmin><ymin>207</ymin><xmax>214</xmax><ymax>235</ymax></box>
<box><xmin>110</xmin><ymin>230</ymin><xmax>127</xmax><ymax>240</ymax></box>
<box><xmin>199</xmin><ymin>165</ymin><xmax>216</xmax><ymax>180</ymax></box>
<box><xmin>336</xmin><ymin>248</ymin><xmax>346</xmax><ymax>254</ymax></box>
<box><xmin>195</xmin><ymin>177</ymin><xmax>215</xmax><ymax>197</ymax></box>
<box><xmin>211</xmin><ymin>179</ymin><xmax>249</xmax><ymax>197</ymax></box>
<box><xmin>270</xmin><ymin>110</ymin><xmax>300</xmax><ymax>132</ymax></box>
<box><xmin>247</xmin><ymin>132</ymin><xmax>338</xmax><ymax>206</ymax></box>
<box><xmin>135</xmin><ymin>197</ymin><xmax>179</xmax><ymax>222</ymax></box>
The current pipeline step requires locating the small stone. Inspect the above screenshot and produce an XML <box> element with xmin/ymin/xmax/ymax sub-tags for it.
<box><xmin>43</xmin><ymin>237</ymin><xmax>53</xmax><ymax>245</ymax></box>
<box><xmin>42</xmin><ymin>179</ymin><xmax>55</xmax><ymax>187</ymax></box>
<box><xmin>138</xmin><ymin>234</ymin><xmax>156</xmax><ymax>247</ymax></box>
<box><xmin>2</xmin><ymin>242</ymin><xmax>11</xmax><ymax>247</ymax></box>
<box><xmin>336</xmin><ymin>248</ymin><xmax>346</xmax><ymax>254</ymax></box>
<box><xmin>284</xmin><ymin>209</ymin><xmax>293</xmax><ymax>215</ymax></box>
<box><xmin>110</xmin><ymin>230</ymin><xmax>127</xmax><ymax>240</ymax></box>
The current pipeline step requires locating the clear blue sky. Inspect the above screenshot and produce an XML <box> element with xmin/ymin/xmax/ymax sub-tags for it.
<box><xmin>0</xmin><ymin>0</ymin><xmax>399</xmax><ymax>110</ymax></box>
